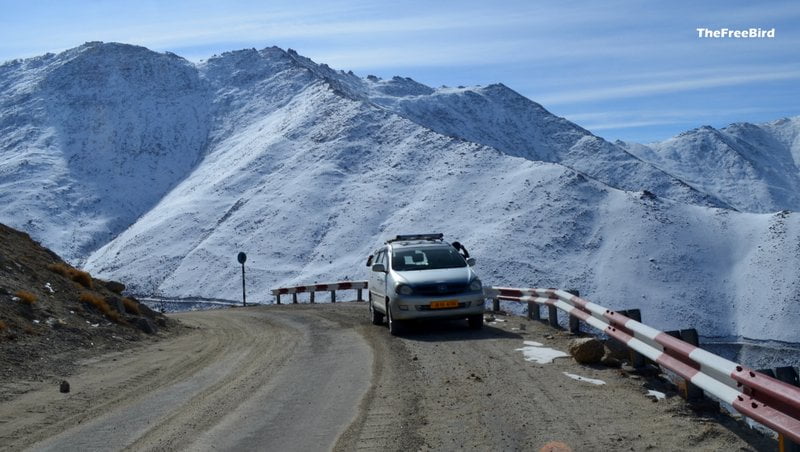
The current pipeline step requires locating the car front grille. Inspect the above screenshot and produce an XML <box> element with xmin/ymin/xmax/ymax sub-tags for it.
<box><xmin>413</xmin><ymin>283</ymin><xmax>470</xmax><ymax>296</ymax></box>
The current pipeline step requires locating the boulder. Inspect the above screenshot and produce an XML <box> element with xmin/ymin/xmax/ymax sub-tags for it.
<box><xmin>135</xmin><ymin>317</ymin><xmax>158</xmax><ymax>335</ymax></box>
<box><xmin>60</xmin><ymin>380</ymin><xmax>70</xmax><ymax>393</ymax></box>
<box><xmin>568</xmin><ymin>338</ymin><xmax>605</xmax><ymax>364</ymax></box>
<box><xmin>105</xmin><ymin>280</ymin><xmax>126</xmax><ymax>294</ymax></box>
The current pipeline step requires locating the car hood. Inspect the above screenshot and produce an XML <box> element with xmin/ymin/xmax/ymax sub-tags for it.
<box><xmin>393</xmin><ymin>267</ymin><xmax>476</xmax><ymax>286</ymax></box>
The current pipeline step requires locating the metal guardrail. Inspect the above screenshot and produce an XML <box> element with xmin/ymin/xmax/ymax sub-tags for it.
<box><xmin>485</xmin><ymin>286</ymin><xmax>800</xmax><ymax>444</ymax></box>
<box><xmin>270</xmin><ymin>281</ymin><xmax>367</xmax><ymax>304</ymax></box>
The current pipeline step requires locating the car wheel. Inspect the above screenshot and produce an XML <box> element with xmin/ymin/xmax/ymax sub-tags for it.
<box><xmin>468</xmin><ymin>314</ymin><xmax>484</xmax><ymax>329</ymax></box>
<box><xmin>387</xmin><ymin>305</ymin><xmax>403</xmax><ymax>336</ymax></box>
<box><xmin>370</xmin><ymin>300</ymin><xmax>384</xmax><ymax>325</ymax></box>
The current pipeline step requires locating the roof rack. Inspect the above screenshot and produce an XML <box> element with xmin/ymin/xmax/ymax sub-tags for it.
<box><xmin>386</xmin><ymin>233</ymin><xmax>444</xmax><ymax>244</ymax></box>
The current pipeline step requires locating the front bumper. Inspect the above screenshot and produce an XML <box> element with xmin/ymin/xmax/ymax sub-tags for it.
<box><xmin>389</xmin><ymin>292</ymin><xmax>486</xmax><ymax>321</ymax></box>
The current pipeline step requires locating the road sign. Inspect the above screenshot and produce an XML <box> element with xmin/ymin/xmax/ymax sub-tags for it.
<box><xmin>238</xmin><ymin>252</ymin><xmax>247</xmax><ymax>264</ymax></box>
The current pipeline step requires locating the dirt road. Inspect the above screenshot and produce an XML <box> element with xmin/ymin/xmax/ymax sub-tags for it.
<box><xmin>0</xmin><ymin>303</ymin><xmax>775</xmax><ymax>451</ymax></box>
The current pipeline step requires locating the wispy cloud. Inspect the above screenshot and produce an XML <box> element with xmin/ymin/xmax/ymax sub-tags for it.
<box><xmin>538</xmin><ymin>69</ymin><xmax>800</xmax><ymax>105</ymax></box>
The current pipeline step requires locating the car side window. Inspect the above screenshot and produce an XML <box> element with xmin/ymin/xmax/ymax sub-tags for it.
<box><xmin>375</xmin><ymin>249</ymin><xmax>385</xmax><ymax>266</ymax></box>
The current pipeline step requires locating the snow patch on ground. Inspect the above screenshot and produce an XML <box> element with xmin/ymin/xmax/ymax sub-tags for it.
<box><xmin>516</xmin><ymin>341</ymin><xmax>569</xmax><ymax>364</ymax></box>
<box><xmin>563</xmin><ymin>372</ymin><xmax>606</xmax><ymax>385</ymax></box>
<box><xmin>647</xmin><ymin>389</ymin><xmax>666</xmax><ymax>400</ymax></box>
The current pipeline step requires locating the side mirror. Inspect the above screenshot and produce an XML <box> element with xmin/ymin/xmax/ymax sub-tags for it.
<box><xmin>371</xmin><ymin>263</ymin><xmax>386</xmax><ymax>273</ymax></box>
<box><xmin>366</xmin><ymin>255</ymin><xmax>373</xmax><ymax>267</ymax></box>
<box><xmin>466</xmin><ymin>257</ymin><xmax>476</xmax><ymax>266</ymax></box>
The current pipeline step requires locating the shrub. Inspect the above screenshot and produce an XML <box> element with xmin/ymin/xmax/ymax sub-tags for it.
<box><xmin>79</xmin><ymin>292</ymin><xmax>121</xmax><ymax>323</ymax></box>
<box><xmin>122</xmin><ymin>297</ymin><xmax>141</xmax><ymax>315</ymax></box>
<box><xmin>15</xmin><ymin>290</ymin><xmax>37</xmax><ymax>304</ymax></box>
<box><xmin>47</xmin><ymin>262</ymin><xmax>70</xmax><ymax>277</ymax></box>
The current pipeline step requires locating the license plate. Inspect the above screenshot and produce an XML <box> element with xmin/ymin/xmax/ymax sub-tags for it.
<box><xmin>430</xmin><ymin>300</ymin><xmax>458</xmax><ymax>309</ymax></box>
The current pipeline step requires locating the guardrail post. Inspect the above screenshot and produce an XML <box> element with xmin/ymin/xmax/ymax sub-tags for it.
<box><xmin>310</xmin><ymin>292</ymin><xmax>315</xmax><ymax>304</ymax></box>
<box><xmin>665</xmin><ymin>329</ymin><xmax>702</xmax><ymax>400</ymax></box>
<box><xmin>276</xmin><ymin>294</ymin><xmax>281</xmax><ymax>305</ymax></box>
<box><xmin>775</xmin><ymin>366</ymin><xmax>800</xmax><ymax>452</ymax></box>
<box><xmin>547</xmin><ymin>305</ymin><xmax>559</xmax><ymax>328</ymax></box>
<box><xmin>492</xmin><ymin>297</ymin><xmax>500</xmax><ymax>312</ymax></box>
<box><xmin>292</xmin><ymin>293</ymin><xmax>298</xmax><ymax>304</ymax></box>
<box><xmin>527</xmin><ymin>301</ymin><xmax>540</xmax><ymax>320</ymax></box>
<box><xmin>331</xmin><ymin>290</ymin><xmax>336</xmax><ymax>303</ymax></box>
<box><xmin>623</xmin><ymin>309</ymin><xmax>646</xmax><ymax>368</ymax></box>
<box><xmin>566</xmin><ymin>290</ymin><xmax>580</xmax><ymax>333</ymax></box>
<box><xmin>679</xmin><ymin>329</ymin><xmax>703</xmax><ymax>400</ymax></box>
<box><xmin>357</xmin><ymin>288</ymin><xmax>363</xmax><ymax>301</ymax></box>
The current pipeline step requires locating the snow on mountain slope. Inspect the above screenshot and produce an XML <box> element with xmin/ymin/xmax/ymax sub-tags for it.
<box><xmin>619</xmin><ymin>117</ymin><xmax>800</xmax><ymax>213</ymax></box>
<box><xmin>0</xmin><ymin>43</ymin><xmax>210</xmax><ymax>261</ymax></box>
<box><xmin>227</xmin><ymin>50</ymin><xmax>723</xmax><ymax>209</ymax></box>
<box><xmin>358</xmin><ymin>77</ymin><xmax>722</xmax><ymax>208</ymax></box>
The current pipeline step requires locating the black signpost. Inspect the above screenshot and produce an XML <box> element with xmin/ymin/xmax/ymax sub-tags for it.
<box><xmin>237</xmin><ymin>252</ymin><xmax>247</xmax><ymax>307</ymax></box>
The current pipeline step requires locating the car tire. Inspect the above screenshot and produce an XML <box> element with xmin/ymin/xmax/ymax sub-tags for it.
<box><xmin>370</xmin><ymin>300</ymin><xmax>384</xmax><ymax>325</ymax></box>
<box><xmin>468</xmin><ymin>314</ymin><xmax>484</xmax><ymax>329</ymax></box>
<box><xmin>387</xmin><ymin>305</ymin><xmax>403</xmax><ymax>336</ymax></box>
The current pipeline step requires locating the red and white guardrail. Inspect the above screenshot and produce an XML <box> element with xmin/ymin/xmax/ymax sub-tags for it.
<box><xmin>485</xmin><ymin>286</ymin><xmax>800</xmax><ymax>443</ymax></box>
<box><xmin>271</xmin><ymin>280</ymin><xmax>367</xmax><ymax>304</ymax></box>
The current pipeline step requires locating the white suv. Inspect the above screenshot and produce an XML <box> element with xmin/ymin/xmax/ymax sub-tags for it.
<box><xmin>367</xmin><ymin>234</ymin><xmax>485</xmax><ymax>335</ymax></box>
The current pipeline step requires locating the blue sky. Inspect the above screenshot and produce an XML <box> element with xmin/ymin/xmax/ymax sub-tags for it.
<box><xmin>1</xmin><ymin>0</ymin><xmax>797</xmax><ymax>142</ymax></box>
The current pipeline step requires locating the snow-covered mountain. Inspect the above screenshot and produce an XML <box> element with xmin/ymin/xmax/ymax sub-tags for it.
<box><xmin>2</xmin><ymin>42</ymin><xmax>799</xmax><ymax>345</ymax></box>
<box><xmin>619</xmin><ymin>117</ymin><xmax>800</xmax><ymax>213</ymax></box>
<box><xmin>0</xmin><ymin>43</ymin><xmax>209</xmax><ymax>260</ymax></box>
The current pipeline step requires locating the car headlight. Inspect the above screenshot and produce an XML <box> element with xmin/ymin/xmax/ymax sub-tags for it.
<box><xmin>396</xmin><ymin>284</ymin><xmax>414</xmax><ymax>295</ymax></box>
<box><xmin>469</xmin><ymin>279</ymin><xmax>482</xmax><ymax>291</ymax></box>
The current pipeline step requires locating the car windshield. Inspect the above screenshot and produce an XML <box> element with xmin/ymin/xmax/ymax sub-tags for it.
<box><xmin>391</xmin><ymin>247</ymin><xmax>467</xmax><ymax>271</ymax></box>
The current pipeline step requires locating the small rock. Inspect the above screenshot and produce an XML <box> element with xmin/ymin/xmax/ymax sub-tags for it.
<box><xmin>601</xmin><ymin>354</ymin><xmax>622</xmax><ymax>368</ymax></box>
<box><xmin>60</xmin><ymin>380</ymin><xmax>70</xmax><ymax>393</ymax></box>
<box><xmin>568</xmin><ymin>338</ymin><xmax>605</xmax><ymax>364</ymax></box>
<box><xmin>156</xmin><ymin>317</ymin><xmax>167</xmax><ymax>327</ymax></box>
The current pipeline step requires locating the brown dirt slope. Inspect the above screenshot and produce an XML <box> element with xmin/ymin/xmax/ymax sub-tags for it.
<box><xmin>0</xmin><ymin>222</ymin><xmax>182</xmax><ymax>399</ymax></box>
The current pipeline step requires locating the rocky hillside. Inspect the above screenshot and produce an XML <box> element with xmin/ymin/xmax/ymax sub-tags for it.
<box><xmin>0</xmin><ymin>222</ymin><xmax>178</xmax><ymax>393</ymax></box>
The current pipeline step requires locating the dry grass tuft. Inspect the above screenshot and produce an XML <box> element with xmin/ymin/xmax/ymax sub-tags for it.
<box><xmin>47</xmin><ymin>262</ymin><xmax>70</xmax><ymax>277</ymax></box>
<box><xmin>70</xmin><ymin>269</ymin><xmax>93</xmax><ymax>289</ymax></box>
<box><xmin>79</xmin><ymin>292</ymin><xmax>121</xmax><ymax>323</ymax></box>
<box><xmin>15</xmin><ymin>290</ymin><xmax>37</xmax><ymax>304</ymax></box>
<box><xmin>0</xmin><ymin>320</ymin><xmax>6</xmax><ymax>330</ymax></box>
<box><xmin>122</xmin><ymin>297</ymin><xmax>141</xmax><ymax>315</ymax></box>
<box><xmin>23</xmin><ymin>325</ymin><xmax>35</xmax><ymax>335</ymax></box>
<box><xmin>47</xmin><ymin>262</ymin><xmax>93</xmax><ymax>288</ymax></box>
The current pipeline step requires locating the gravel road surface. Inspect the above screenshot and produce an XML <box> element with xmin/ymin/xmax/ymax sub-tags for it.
<box><xmin>0</xmin><ymin>303</ymin><xmax>775</xmax><ymax>451</ymax></box>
